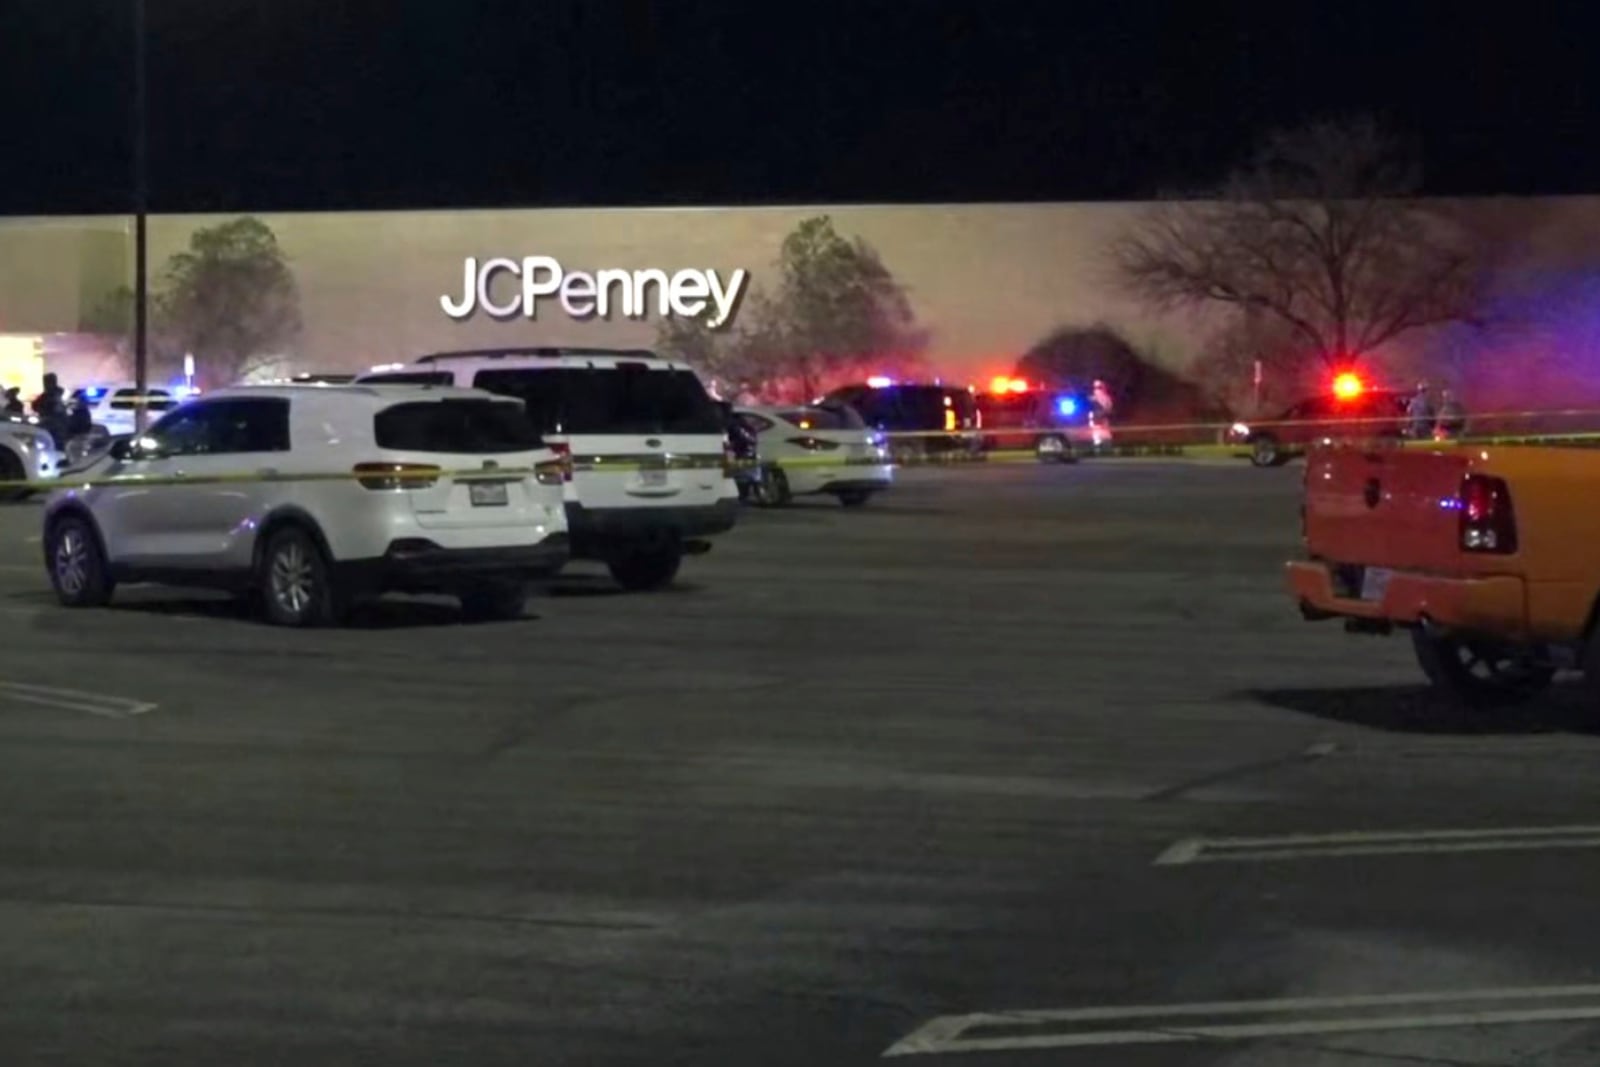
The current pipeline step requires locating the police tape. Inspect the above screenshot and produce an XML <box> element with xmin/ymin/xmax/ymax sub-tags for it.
<box><xmin>6</xmin><ymin>432</ymin><xmax>1600</xmax><ymax>495</ymax></box>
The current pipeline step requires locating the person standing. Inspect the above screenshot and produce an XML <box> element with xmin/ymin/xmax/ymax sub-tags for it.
<box><xmin>1405</xmin><ymin>380</ymin><xmax>1434</xmax><ymax>439</ymax></box>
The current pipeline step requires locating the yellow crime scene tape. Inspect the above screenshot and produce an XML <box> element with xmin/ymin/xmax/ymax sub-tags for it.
<box><xmin>6</xmin><ymin>407</ymin><xmax>1600</xmax><ymax>493</ymax></box>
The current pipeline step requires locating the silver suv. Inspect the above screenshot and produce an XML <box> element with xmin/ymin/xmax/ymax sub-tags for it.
<box><xmin>41</xmin><ymin>383</ymin><xmax>570</xmax><ymax>626</ymax></box>
<box><xmin>358</xmin><ymin>348</ymin><xmax>739</xmax><ymax>591</ymax></box>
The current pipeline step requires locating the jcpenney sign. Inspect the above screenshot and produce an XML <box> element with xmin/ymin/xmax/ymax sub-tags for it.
<box><xmin>441</xmin><ymin>256</ymin><xmax>749</xmax><ymax>329</ymax></box>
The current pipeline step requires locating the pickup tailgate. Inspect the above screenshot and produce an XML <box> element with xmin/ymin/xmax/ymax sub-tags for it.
<box><xmin>1304</xmin><ymin>445</ymin><xmax>1471</xmax><ymax>569</ymax></box>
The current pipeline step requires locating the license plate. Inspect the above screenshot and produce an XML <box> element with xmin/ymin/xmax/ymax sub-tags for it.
<box><xmin>469</xmin><ymin>481</ymin><xmax>509</xmax><ymax>507</ymax></box>
<box><xmin>639</xmin><ymin>468</ymin><xmax>668</xmax><ymax>487</ymax></box>
<box><xmin>1360</xmin><ymin>566</ymin><xmax>1393</xmax><ymax>601</ymax></box>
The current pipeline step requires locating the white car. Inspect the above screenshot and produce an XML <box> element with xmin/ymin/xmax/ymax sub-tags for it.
<box><xmin>71</xmin><ymin>383</ymin><xmax>184</xmax><ymax>436</ymax></box>
<box><xmin>0</xmin><ymin>419</ymin><xmax>62</xmax><ymax>502</ymax></box>
<box><xmin>733</xmin><ymin>404</ymin><xmax>892</xmax><ymax>507</ymax></box>
<box><xmin>357</xmin><ymin>348</ymin><xmax>739</xmax><ymax>591</ymax></box>
<box><xmin>41</xmin><ymin>383</ymin><xmax>570</xmax><ymax>626</ymax></box>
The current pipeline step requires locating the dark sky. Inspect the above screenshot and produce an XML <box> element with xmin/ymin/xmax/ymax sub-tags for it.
<box><xmin>1</xmin><ymin>0</ymin><xmax>1595</xmax><ymax>215</ymax></box>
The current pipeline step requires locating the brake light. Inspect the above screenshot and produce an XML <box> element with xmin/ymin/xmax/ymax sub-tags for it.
<box><xmin>547</xmin><ymin>442</ymin><xmax>574</xmax><ymax>482</ymax></box>
<box><xmin>787</xmin><ymin>436</ymin><xmax>840</xmax><ymax>451</ymax></box>
<box><xmin>353</xmin><ymin>462</ymin><xmax>441</xmax><ymax>490</ymax></box>
<box><xmin>1458</xmin><ymin>474</ymin><xmax>1516</xmax><ymax>553</ymax></box>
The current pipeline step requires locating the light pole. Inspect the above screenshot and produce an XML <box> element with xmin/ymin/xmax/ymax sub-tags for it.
<box><xmin>132</xmin><ymin>0</ymin><xmax>149</xmax><ymax>433</ymax></box>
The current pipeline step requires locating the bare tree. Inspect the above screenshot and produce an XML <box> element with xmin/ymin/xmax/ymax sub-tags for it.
<box><xmin>1113</xmin><ymin>118</ymin><xmax>1488</xmax><ymax>370</ymax></box>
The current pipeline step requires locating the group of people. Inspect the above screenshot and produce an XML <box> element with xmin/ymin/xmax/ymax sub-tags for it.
<box><xmin>2</xmin><ymin>373</ymin><xmax>94</xmax><ymax>444</ymax></box>
<box><xmin>1405</xmin><ymin>380</ymin><xmax>1466</xmax><ymax>440</ymax></box>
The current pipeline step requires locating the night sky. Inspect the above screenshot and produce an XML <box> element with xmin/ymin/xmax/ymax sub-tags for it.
<box><xmin>0</xmin><ymin>1</ymin><xmax>1595</xmax><ymax>215</ymax></box>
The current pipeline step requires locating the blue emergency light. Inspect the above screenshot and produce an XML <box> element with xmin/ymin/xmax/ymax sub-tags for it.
<box><xmin>1056</xmin><ymin>396</ymin><xmax>1079</xmax><ymax>417</ymax></box>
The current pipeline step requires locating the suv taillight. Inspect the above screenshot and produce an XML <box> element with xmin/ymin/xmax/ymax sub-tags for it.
<box><xmin>547</xmin><ymin>442</ymin><xmax>573</xmax><ymax>482</ymax></box>
<box><xmin>1459</xmin><ymin>474</ymin><xmax>1517</xmax><ymax>554</ymax></box>
<box><xmin>353</xmin><ymin>462</ymin><xmax>441</xmax><ymax>490</ymax></box>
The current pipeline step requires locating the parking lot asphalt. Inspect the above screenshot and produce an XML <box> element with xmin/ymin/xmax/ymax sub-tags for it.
<box><xmin>4</xmin><ymin>460</ymin><xmax>1600</xmax><ymax>1066</ymax></box>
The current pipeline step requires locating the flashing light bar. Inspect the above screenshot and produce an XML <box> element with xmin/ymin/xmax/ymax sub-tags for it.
<box><xmin>867</xmin><ymin>375</ymin><xmax>894</xmax><ymax>388</ymax></box>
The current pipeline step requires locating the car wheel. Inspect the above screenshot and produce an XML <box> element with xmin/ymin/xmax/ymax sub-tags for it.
<box><xmin>258</xmin><ymin>526</ymin><xmax>343</xmax><ymax>627</ymax></box>
<box><xmin>1411</xmin><ymin>628</ymin><xmax>1555</xmax><ymax>708</ymax></box>
<box><xmin>0</xmin><ymin>449</ymin><xmax>29</xmax><ymax>503</ymax></box>
<box><xmin>46</xmin><ymin>514</ymin><xmax>114</xmax><ymax>608</ymax></box>
<box><xmin>459</xmin><ymin>580</ymin><xmax>528</xmax><ymax>622</ymax></box>
<box><xmin>753</xmin><ymin>466</ymin><xmax>791</xmax><ymax>507</ymax></box>
<box><xmin>1250</xmin><ymin>434</ymin><xmax>1284</xmax><ymax>467</ymax></box>
<box><xmin>608</xmin><ymin>542</ymin><xmax>684</xmax><ymax>592</ymax></box>
<box><xmin>1035</xmin><ymin>434</ymin><xmax>1076</xmax><ymax>464</ymax></box>
<box><xmin>836</xmin><ymin>489</ymin><xmax>872</xmax><ymax>507</ymax></box>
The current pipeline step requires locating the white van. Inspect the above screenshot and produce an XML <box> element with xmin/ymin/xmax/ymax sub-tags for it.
<box><xmin>357</xmin><ymin>348</ymin><xmax>739</xmax><ymax>590</ymax></box>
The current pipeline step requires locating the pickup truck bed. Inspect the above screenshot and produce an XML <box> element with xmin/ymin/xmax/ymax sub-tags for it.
<box><xmin>1287</xmin><ymin>441</ymin><xmax>1600</xmax><ymax>706</ymax></box>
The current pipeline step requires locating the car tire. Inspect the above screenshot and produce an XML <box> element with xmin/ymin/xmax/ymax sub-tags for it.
<box><xmin>1411</xmin><ymin>628</ymin><xmax>1555</xmax><ymax>708</ymax></box>
<box><xmin>836</xmin><ymin>489</ymin><xmax>872</xmax><ymax>507</ymax></box>
<box><xmin>46</xmin><ymin>513</ymin><xmax>115</xmax><ymax>608</ymax></box>
<box><xmin>0</xmin><ymin>449</ymin><xmax>29</xmax><ymax>503</ymax></box>
<box><xmin>1250</xmin><ymin>434</ymin><xmax>1285</xmax><ymax>467</ymax></box>
<box><xmin>608</xmin><ymin>542</ymin><xmax>684</xmax><ymax>592</ymax></box>
<box><xmin>753</xmin><ymin>466</ymin><xmax>791</xmax><ymax>507</ymax></box>
<box><xmin>1035</xmin><ymin>434</ymin><xmax>1077</xmax><ymax>464</ymax></box>
<box><xmin>258</xmin><ymin>526</ymin><xmax>344</xmax><ymax>628</ymax></box>
<box><xmin>459</xmin><ymin>580</ymin><xmax>528</xmax><ymax>622</ymax></box>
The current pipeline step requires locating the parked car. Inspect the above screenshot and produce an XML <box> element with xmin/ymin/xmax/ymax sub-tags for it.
<box><xmin>0</xmin><ymin>419</ymin><xmax>61</xmax><ymax>502</ymax></box>
<box><xmin>357</xmin><ymin>347</ymin><xmax>738</xmax><ymax>591</ymax></box>
<box><xmin>733</xmin><ymin>403</ymin><xmax>892</xmax><ymax>507</ymax></box>
<box><xmin>1227</xmin><ymin>387</ymin><xmax>1409</xmax><ymax>468</ymax></box>
<box><xmin>42</xmin><ymin>383</ymin><xmax>570</xmax><ymax>626</ymax></box>
<box><xmin>1288</xmin><ymin>440</ymin><xmax>1600</xmax><ymax>707</ymax></box>
<box><xmin>820</xmin><ymin>381</ymin><xmax>982</xmax><ymax>461</ymax></box>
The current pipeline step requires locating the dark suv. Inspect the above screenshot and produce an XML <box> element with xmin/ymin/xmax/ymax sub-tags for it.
<box><xmin>821</xmin><ymin>382</ymin><xmax>981</xmax><ymax>459</ymax></box>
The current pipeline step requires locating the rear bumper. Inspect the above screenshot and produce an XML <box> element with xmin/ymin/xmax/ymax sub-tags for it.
<box><xmin>567</xmin><ymin>499</ymin><xmax>739</xmax><ymax>555</ymax></box>
<box><xmin>1286</xmin><ymin>559</ymin><xmax>1527</xmax><ymax>636</ymax></box>
<box><xmin>342</xmin><ymin>534</ymin><xmax>571</xmax><ymax>593</ymax></box>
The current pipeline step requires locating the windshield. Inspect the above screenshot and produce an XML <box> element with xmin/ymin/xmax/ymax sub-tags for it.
<box><xmin>471</xmin><ymin>365</ymin><xmax>724</xmax><ymax>435</ymax></box>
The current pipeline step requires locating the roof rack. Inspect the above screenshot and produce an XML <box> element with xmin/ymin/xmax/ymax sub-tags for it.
<box><xmin>414</xmin><ymin>347</ymin><xmax>661</xmax><ymax>364</ymax></box>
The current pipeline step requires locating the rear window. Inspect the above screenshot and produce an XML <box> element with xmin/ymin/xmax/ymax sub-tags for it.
<box><xmin>373</xmin><ymin>399</ymin><xmax>542</xmax><ymax>453</ymax></box>
<box><xmin>776</xmin><ymin>406</ymin><xmax>865</xmax><ymax>430</ymax></box>
<box><xmin>361</xmin><ymin>371</ymin><xmax>454</xmax><ymax>386</ymax></box>
<box><xmin>471</xmin><ymin>364</ymin><xmax>723</xmax><ymax>435</ymax></box>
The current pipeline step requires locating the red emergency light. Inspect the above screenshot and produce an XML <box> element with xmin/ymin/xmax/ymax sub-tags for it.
<box><xmin>1331</xmin><ymin>372</ymin><xmax>1364</xmax><ymax>400</ymax></box>
<box><xmin>990</xmin><ymin>376</ymin><xmax>1030</xmax><ymax>394</ymax></box>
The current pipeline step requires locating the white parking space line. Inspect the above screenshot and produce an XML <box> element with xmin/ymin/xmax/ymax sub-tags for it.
<box><xmin>0</xmin><ymin>682</ymin><xmax>156</xmax><ymax>719</ymax></box>
<box><xmin>883</xmin><ymin>984</ymin><xmax>1600</xmax><ymax>1056</ymax></box>
<box><xmin>1153</xmin><ymin>824</ymin><xmax>1600</xmax><ymax>866</ymax></box>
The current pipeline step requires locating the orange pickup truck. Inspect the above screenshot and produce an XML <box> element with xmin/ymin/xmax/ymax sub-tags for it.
<box><xmin>1286</xmin><ymin>441</ymin><xmax>1600</xmax><ymax>706</ymax></box>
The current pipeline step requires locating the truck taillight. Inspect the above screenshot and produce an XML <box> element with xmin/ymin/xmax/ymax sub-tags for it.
<box><xmin>353</xmin><ymin>462</ymin><xmax>441</xmax><ymax>490</ymax></box>
<box><xmin>1459</xmin><ymin>474</ymin><xmax>1517</xmax><ymax>554</ymax></box>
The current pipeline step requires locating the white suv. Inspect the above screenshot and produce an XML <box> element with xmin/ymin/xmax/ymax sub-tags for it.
<box><xmin>41</xmin><ymin>383</ymin><xmax>570</xmax><ymax>626</ymax></box>
<box><xmin>357</xmin><ymin>348</ymin><xmax>739</xmax><ymax>591</ymax></box>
